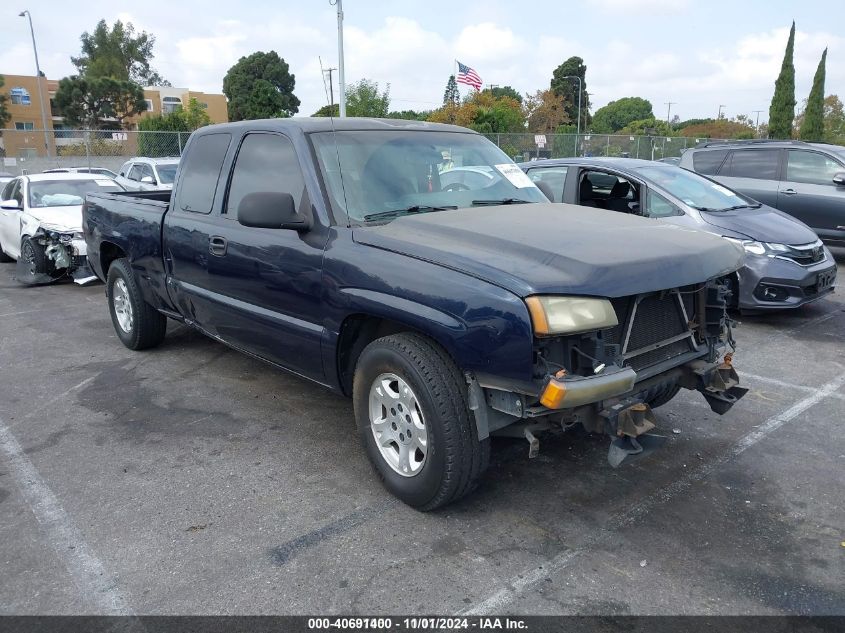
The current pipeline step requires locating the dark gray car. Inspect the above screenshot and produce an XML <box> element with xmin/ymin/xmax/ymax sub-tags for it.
<box><xmin>519</xmin><ymin>157</ymin><xmax>837</xmax><ymax>311</ymax></box>
<box><xmin>679</xmin><ymin>139</ymin><xmax>845</xmax><ymax>246</ymax></box>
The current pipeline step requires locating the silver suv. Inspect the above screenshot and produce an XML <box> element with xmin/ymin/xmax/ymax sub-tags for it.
<box><xmin>115</xmin><ymin>157</ymin><xmax>180</xmax><ymax>192</ymax></box>
<box><xmin>679</xmin><ymin>140</ymin><xmax>845</xmax><ymax>246</ymax></box>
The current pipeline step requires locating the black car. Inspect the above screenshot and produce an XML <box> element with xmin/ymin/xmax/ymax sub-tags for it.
<box><xmin>519</xmin><ymin>157</ymin><xmax>837</xmax><ymax>311</ymax></box>
<box><xmin>679</xmin><ymin>139</ymin><xmax>845</xmax><ymax>246</ymax></box>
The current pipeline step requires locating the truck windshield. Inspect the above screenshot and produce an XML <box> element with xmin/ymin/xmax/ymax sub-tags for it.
<box><xmin>635</xmin><ymin>166</ymin><xmax>757</xmax><ymax>212</ymax></box>
<box><xmin>310</xmin><ymin>130</ymin><xmax>547</xmax><ymax>222</ymax></box>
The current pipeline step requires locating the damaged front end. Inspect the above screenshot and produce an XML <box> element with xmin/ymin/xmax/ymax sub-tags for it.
<box><xmin>466</xmin><ymin>278</ymin><xmax>748</xmax><ymax>468</ymax></box>
<box><xmin>16</xmin><ymin>225</ymin><xmax>97</xmax><ymax>286</ymax></box>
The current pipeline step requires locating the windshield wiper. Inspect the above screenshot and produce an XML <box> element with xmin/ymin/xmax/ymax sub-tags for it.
<box><xmin>363</xmin><ymin>205</ymin><xmax>457</xmax><ymax>222</ymax></box>
<box><xmin>471</xmin><ymin>198</ymin><xmax>532</xmax><ymax>206</ymax></box>
<box><xmin>694</xmin><ymin>203</ymin><xmax>761</xmax><ymax>213</ymax></box>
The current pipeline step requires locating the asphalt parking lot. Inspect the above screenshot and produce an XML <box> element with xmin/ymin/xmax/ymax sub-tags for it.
<box><xmin>1</xmin><ymin>253</ymin><xmax>844</xmax><ymax>616</ymax></box>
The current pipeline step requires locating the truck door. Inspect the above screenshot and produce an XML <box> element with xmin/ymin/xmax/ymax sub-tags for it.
<box><xmin>168</xmin><ymin>131</ymin><xmax>327</xmax><ymax>381</ymax></box>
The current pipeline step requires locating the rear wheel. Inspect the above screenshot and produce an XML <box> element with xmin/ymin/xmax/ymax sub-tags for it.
<box><xmin>353</xmin><ymin>333</ymin><xmax>489</xmax><ymax>511</ymax></box>
<box><xmin>107</xmin><ymin>258</ymin><xmax>167</xmax><ymax>350</ymax></box>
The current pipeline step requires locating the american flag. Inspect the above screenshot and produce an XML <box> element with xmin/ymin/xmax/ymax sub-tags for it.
<box><xmin>456</xmin><ymin>61</ymin><xmax>482</xmax><ymax>90</ymax></box>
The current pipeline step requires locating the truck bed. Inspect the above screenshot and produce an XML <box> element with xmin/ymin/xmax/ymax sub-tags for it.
<box><xmin>82</xmin><ymin>190</ymin><xmax>173</xmax><ymax>309</ymax></box>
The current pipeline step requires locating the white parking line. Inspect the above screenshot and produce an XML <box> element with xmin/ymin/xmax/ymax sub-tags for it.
<box><xmin>743</xmin><ymin>372</ymin><xmax>845</xmax><ymax>401</ymax></box>
<box><xmin>461</xmin><ymin>371</ymin><xmax>845</xmax><ymax>615</ymax></box>
<box><xmin>0</xmin><ymin>416</ymin><xmax>134</xmax><ymax>615</ymax></box>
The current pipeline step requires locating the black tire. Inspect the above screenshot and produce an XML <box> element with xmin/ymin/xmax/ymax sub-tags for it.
<box><xmin>353</xmin><ymin>332</ymin><xmax>490</xmax><ymax>511</ymax></box>
<box><xmin>647</xmin><ymin>383</ymin><xmax>682</xmax><ymax>409</ymax></box>
<box><xmin>106</xmin><ymin>258</ymin><xmax>167</xmax><ymax>350</ymax></box>
<box><xmin>20</xmin><ymin>236</ymin><xmax>56</xmax><ymax>276</ymax></box>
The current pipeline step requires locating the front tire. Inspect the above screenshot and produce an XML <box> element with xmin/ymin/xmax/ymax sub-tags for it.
<box><xmin>107</xmin><ymin>258</ymin><xmax>167</xmax><ymax>350</ymax></box>
<box><xmin>646</xmin><ymin>383</ymin><xmax>681</xmax><ymax>409</ymax></box>
<box><xmin>353</xmin><ymin>333</ymin><xmax>489</xmax><ymax>511</ymax></box>
<box><xmin>20</xmin><ymin>236</ymin><xmax>56</xmax><ymax>276</ymax></box>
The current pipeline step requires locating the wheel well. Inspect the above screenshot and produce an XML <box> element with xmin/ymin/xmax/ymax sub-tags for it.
<box><xmin>337</xmin><ymin>314</ymin><xmax>433</xmax><ymax>396</ymax></box>
<box><xmin>100</xmin><ymin>241</ymin><xmax>127</xmax><ymax>277</ymax></box>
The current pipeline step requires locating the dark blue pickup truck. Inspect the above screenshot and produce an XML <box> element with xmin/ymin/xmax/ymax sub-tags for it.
<box><xmin>83</xmin><ymin>118</ymin><xmax>747</xmax><ymax>510</ymax></box>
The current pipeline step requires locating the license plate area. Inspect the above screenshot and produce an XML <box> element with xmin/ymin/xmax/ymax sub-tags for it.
<box><xmin>816</xmin><ymin>269</ymin><xmax>836</xmax><ymax>293</ymax></box>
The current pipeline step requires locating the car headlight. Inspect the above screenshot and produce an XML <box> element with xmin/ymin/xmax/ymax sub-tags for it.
<box><xmin>525</xmin><ymin>296</ymin><xmax>618</xmax><ymax>336</ymax></box>
<box><xmin>723</xmin><ymin>237</ymin><xmax>797</xmax><ymax>256</ymax></box>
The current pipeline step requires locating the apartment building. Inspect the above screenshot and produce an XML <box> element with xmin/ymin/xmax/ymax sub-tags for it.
<box><xmin>1</xmin><ymin>73</ymin><xmax>228</xmax><ymax>159</ymax></box>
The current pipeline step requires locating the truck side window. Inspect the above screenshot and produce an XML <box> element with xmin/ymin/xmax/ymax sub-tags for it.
<box><xmin>128</xmin><ymin>164</ymin><xmax>143</xmax><ymax>181</ymax></box>
<box><xmin>225</xmin><ymin>133</ymin><xmax>305</xmax><ymax>215</ymax></box>
<box><xmin>175</xmin><ymin>133</ymin><xmax>232</xmax><ymax>214</ymax></box>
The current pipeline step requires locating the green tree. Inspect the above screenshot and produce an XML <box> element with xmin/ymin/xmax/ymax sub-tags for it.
<box><xmin>137</xmin><ymin>98</ymin><xmax>210</xmax><ymax>156</ymax></box>
<box><xmin>484</xmin><ymin>85</ymin><xmax>522</xmax><ymax>104</ymax></box>
<box><xmin>443</xmin><ymin>75</ymin><xmax>459</xmax><ymax>106</ymax></box>
<box><xmin>591</xmin><ymin>97</ymin><xmax>654</xmax><ymax>133</ymax></box>
<box><xmin>429</xmin><ymin>91</ymin><xmax>524</xmax><ymax>133</ymax></box>
<box><xmin>312</xmin><ymin>103</ymin><xmax>339</xmax><ymax>117</ymax></box>
<box><xmin>619</xmin><ymin>118</ymin><xmax>672</xmax><ymax>136</ymax></box>
<box><xmin>223</xmin><ymin>51</ymin><xmax>300</xmax><ymax>121</ymax></box>
<box><xmin>768</xmin><ymin>21</ymin><xmax>796</xmax><ymax>139</ymax></box>
<box><xmin>53</xmin><ymin>75</ymin><xmax>147</xmax><ymax>129</ymax></box>
<box><xmin>345</xmin><ymin>79</ymin><xmax>390</xmax><ymax>117</ymax></box>
<box><xmin>822</xmin><ymin>95</ymin><xmax>845</xmax><ymax>144</ymax></box>
<box><xmin>799</xmin><ymin>48</ymin><xmax>827</xmax><ymax>141</ymax></box>
<box><xmin>0</xmin><ymin>75</ymin><xmax>10</xmax><ymax>128</ymax></box>
<box><xmin>387</xmin><ymin>110</ymin><xmax>431</xmax><ymax>121</ymax></box>
<box><xmin>550</xmin><ymin>56</ymin><xmax>591</xmax><ymax>130</ymax></box>
<box><xmin>523</xmin><ymin>89</ymin><xmax>569</xmax><ymax>134</ymax></box>
<box><xmin>72</xmin><ymin>19</ymin><xmax>168</xmax><ymax>85</ymax></box>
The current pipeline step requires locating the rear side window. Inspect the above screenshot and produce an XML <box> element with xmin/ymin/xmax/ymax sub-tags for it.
<box><xmin>785</xmin><ymin>150</ymin><xmax>844</xmax><ymax>185</ymax></box>
<box><xmin>225</xmin><ymin>133</ymin><xmax>305</xmax><ymax>216</ymax></box>
<box><xmin>722</xmin><ymin>149</ymin><xmax>779</xmax><ymax>180</ymax></box>
<box><xmin>175</xmin><ymin>133</ymin><xmax>232</xmax><ymax>214</ymax></box>
<box><xmin>692</xmin><ymin>149</ymin><xmax>728</xmax><ymax>175</ymax></box>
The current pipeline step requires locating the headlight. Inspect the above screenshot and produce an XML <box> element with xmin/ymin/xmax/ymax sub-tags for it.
<box><xmin>723</xmin><ymin>237</ymin><xmax>795</xmax><ymax>256</ymax></box>
<box><xmin>525</xmin><ymin>296</ymin><xmax>618</xmax><ymax>336</ymax></box>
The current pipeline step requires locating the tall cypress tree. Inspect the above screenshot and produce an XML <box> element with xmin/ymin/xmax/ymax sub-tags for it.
<box><xmin>768</xmin><ymin>21</ymin><xmax>796</xmax><ymax>139</ymax></box>
<box><xmin>443</xmin><ymin>75</ymin><xmax>459</xmax><ymax>106</ymax></box>
<box><xmin>799</xmin><ymin>48</ymin><xmax>827</xmax><ymax>141</ymax></box>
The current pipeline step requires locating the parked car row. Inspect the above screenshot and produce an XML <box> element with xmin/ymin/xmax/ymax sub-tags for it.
<box><xmin>0</xmin><ymin>157</ymin><xmax>178</xmax><ymax>284</ymax></box>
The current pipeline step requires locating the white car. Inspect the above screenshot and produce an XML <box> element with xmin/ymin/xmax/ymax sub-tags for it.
<box><xmin>0</xmin><ymin>173</ymin><xmax>123</xmax><ymax>284</ymax></box>
<box><xmin>115</xmin><ymin>157</ymin><xmax>179</xmax><ymax>191</ymax></box>
<box><xmin>43</xmin><ymin>166</ymin><xmax>120</xmax><ymax>179</ymax></box>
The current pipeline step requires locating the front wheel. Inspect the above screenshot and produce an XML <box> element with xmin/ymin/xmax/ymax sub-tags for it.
<box><xmin>106</xmin><ymin>258</ymin><xmax>167</xmax><ymax>350</ymax></box>
<box><xmin>20</xmin><ymin>236</ymin><xmax>56</xmax><ymax>276</ymax></box>
<box><xmin>353</xmin><ymin>333</ymin><xmax>489</xmax><ymax>511</ymax></box>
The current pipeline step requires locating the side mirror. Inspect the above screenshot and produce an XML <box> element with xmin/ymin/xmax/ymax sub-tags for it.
<box><xmin>628</xmin><ymin>201</ymin><xmax>642</xmax><ymax>214</ymax></box>
<box><xmin>140</xmin><ymin>176</ymin><xmax>155</xmax><ymax>184</ymax></box>
<box><xmin>833</xmin><ymin>172</ymin><xmax>845</xmax><ymax>186</ymax></box>
<box><xmin>237</xmin><ymin>191</ymin><xmax>309</xmax><ymax>230</ymax></box>
<box><xmin>0</xmin><ymin>199</ymin><xmax>21</xmax><ymax>210</ymax></box>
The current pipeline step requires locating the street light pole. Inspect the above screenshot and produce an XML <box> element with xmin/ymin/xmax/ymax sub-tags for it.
<box><xmin>752</xmin><ymin>109</ymin><xmax>763</xmax><ymax>137</ymax></box>
<box><xmin>718</xmin><ymin>104</ymin><xmax>726</xmax><ymax>120</ymax></box>
<box><xmin>332</xmin><ymin>0</ymin><xmax>346</xmax><ymax>117</ymax></box>
<box><xmin>19</xmin><ymin>9</ymin><xmax>51</xmax><ymax>157</ymax></box>
<box><xmin>665</xmin><ymin>101</ymin><xmax>676</xmax><ymax>131</ymax></box>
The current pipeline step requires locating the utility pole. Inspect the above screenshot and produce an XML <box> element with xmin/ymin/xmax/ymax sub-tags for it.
<box><xmin>718</xmin><ymin>104</ymin><xmax>726</xmax><ymax>120</ymax></box>
<box><xmin>19</xmin><ymin>10</ymin><xmax>51</xmax><ymax>158</ymax></box>
<box><xmin>752</xmin><ymin>110</ymin><xmax>763</xmax><ymax>137</ymax></box>
<box><xmin>331</xmin><ymin>0</ymin><xmax>346</xmax><ymax>117</ymax></box>
<box><xmin>665</xmin><ymin>101</ymin><xmax>676</xmax><ymax>131</ymax></box>
<box><xmin>324</xmin><ymin>67</ymin><xmax>337</xmax><ymax>110</ymax></box>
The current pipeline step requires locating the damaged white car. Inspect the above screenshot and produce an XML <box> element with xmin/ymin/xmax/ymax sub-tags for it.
<box><xmin>0</xmin><ymin>173</ymin><xmax>124</xmax><ymax>285</ymax></box>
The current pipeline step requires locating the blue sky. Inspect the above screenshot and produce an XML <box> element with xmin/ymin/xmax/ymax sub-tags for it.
<box><xmin>2</xmin><ymin>0</ymin><xmax>841</xmax><ymax>123</ymax></box>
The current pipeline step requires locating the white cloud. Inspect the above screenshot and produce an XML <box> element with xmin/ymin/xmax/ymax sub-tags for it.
<box><xmin>587</xmin><ymin>0</ymin><xmax>691</xmax><ymax>13</ymax></box>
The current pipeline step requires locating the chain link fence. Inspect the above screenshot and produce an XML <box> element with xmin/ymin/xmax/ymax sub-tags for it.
<box><xmin>0</xmin><ymin>129</ymin><xmax>191</xmax><ymax>176</ymax></box>
<box><xmin>486</xmin><ymin>133</ymin><xmax>729</xmax><ymax>162</ymax></box>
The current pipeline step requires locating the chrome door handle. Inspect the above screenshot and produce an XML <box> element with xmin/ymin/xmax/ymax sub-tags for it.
<box><xmin>209</xmin><ymin>235</ymin><xmax>228</xmax><ymax>256</ymax></box>
<box><xmin>782</xmin><ymin>188</ymin><xmax>798</xmax><ymax>195</ymax></box>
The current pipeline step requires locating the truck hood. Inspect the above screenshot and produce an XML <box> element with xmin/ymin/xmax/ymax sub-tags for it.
<box><xmin>699</xmin><ymin>204</ymin><xmax>818</xmax><ymax>245</ymax></box>
<box><xmin>354</xmin><ymin>203</ymin><xmax>745</xmax><ymax>298</ymax></box>
<box><xmin>25</xmin><ymin>205</ymin><xmax>82</xmax><ymax>232</ymax></box>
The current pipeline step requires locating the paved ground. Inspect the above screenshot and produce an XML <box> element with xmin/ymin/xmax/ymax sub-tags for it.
<box><xmin>0</xmin><ymin>252</ymin><xmax>843</xmax><ymax>616</ymax></box>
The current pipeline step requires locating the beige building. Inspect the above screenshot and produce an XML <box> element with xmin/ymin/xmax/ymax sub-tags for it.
<box><xmin>1</xmin><ymin>73</ymin><xmax>228</xmax><ymax>159</ymax></box>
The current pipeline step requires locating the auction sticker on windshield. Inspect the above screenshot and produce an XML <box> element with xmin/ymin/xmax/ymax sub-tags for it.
<box><xmin>495</xmin><ymin>164</ymin><xmax>535</xmax><ymax>188</ymax></box>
